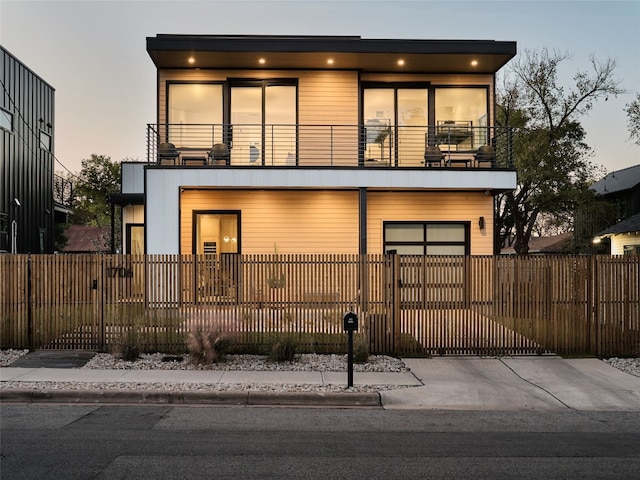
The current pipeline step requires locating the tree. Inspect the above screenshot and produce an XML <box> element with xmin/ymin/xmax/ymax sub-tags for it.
<box><xmin>624</xmin><ymin>91</ymin><xmax>640</xmax><ymax>146</ymax></box>
<box><xmin>73</xmin><ymin>154</ymin><xmax>121</xmax><ymax>249</ymax></box>
<box><xmin>495</xmin><ymin>49</ymin><xmax>623</xmax><ymax>254</ymax></box>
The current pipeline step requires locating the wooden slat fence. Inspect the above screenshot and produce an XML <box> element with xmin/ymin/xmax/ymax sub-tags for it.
<box><xmin>1</xmin><ymin>254</ymin><xmax>638</xmax><ymax>356</ymax></box>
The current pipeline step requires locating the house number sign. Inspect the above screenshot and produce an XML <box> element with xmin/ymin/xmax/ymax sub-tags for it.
<box><xmin>106</xmin><ymin>266</ymin><xmax>134</xmax><ymax>278</ymax></box>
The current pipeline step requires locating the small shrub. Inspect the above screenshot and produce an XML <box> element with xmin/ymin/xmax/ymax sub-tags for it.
<box><xmin>188</xmin><ymin>327</ymin><xmax>234</xmax><ymax>366</ymax></box>
<box><xmin>269</xmin><ymin>334</ymin><xmax>300</xmax><ymax>362</ymax></box>
<box><xmin>111</xmin><ymin>328</ymin><xmax>142</xmax><ymax>362</ymax></box>
<box><xmin>353</xmin><ymin>333</ymin><xmax>370</xmax><ymax>363</ymax></box>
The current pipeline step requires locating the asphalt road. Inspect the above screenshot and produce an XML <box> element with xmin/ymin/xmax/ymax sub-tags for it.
<box><xmin>2</xmin><ymin>406</ymin><xmax>640</xmax><ymax>479</ymax></box>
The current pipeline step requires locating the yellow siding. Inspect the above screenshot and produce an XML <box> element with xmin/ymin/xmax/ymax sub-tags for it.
<box><xmin>179</xmin><ymin>189</ymin><xmax>360</xmax><ymax>254</ymax></box>
<box><xmin>179</xmin><ymin>189</ymin><xmax>494</xmax><ymax>255</ymax></box>
<box><xmin>367</xmin><ymin>191</ymin><xmax>494</xmax><ymax>255</ymax></box>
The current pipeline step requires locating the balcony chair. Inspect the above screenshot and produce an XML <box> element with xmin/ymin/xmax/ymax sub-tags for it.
<box><xmin>209</xmin><ymin>143</ymin><xmax>230</xmax><ymax>166</ymax></box>
<box><xmin>249</xmin><ymin>145</ymin><xmax>260</xmax><ymax>164</ymax></box>
<box><xmin>474</xmin><ymin>145</ymin><xmax>496</xmax><ymax>167</ymax></box>
<box><xmin>423</xmin><ymin>145</ymin><xmax>445</xmax><ymax>167</ymax></box>
<box><xmin>158</xmin><ymin>142</ymin><xmax>179</xmax><ymax>165</ymax></box>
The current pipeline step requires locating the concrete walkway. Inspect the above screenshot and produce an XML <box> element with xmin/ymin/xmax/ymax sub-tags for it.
<box><xmin>1</xmin><ymin>357</ymin><xmax>639</xmax><ymax>410</ymax></box>
<box><xmin>381</xmin><ymin>357</ymin><xmax>640</xmax><ymax>410</ymax></box>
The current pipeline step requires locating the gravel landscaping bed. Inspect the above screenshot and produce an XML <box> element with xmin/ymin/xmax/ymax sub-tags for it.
<box><xmin>84</xmin><ymin>352</ymin><xmax>409</xmax><ymax>372</ymax></box>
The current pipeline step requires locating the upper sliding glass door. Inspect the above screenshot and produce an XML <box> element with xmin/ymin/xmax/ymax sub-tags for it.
<box><xmin>229</xmin><ymin>82</ymin><xmax>296</xmax><ymax>166</ymax></box>
<box><xmin>363</xmin><ymin>86</ymin><xmax>428</xmax><ymax>167</ymax></box>
<box><xmin>230</xmin><ymin>86</ymin><xmax>263</xmax><ymax>165</ymax></box>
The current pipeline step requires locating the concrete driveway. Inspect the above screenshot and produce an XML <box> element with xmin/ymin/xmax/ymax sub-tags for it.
<box><xmin>381</xmin><ymin>357</ymin><xmax>640</xmax><ymax>410</ymax></box>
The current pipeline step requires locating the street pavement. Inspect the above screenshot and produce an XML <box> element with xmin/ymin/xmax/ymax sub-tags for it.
<box><xmin>1</xmin><ymin>356</ymin><xmax>639</xmax><ymax>410</ymax></box>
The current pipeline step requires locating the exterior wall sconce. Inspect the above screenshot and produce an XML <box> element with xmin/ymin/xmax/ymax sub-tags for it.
<box><xmin>479</xmin><ymin>216</ymin><xmax>485</xmax><ymax>230</ymax></box>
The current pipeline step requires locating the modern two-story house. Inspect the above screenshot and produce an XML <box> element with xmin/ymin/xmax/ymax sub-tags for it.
<box><xmin>114</xmin><ymin>35</ymin><xmax>517</xmax><ymax>257</ymax></box>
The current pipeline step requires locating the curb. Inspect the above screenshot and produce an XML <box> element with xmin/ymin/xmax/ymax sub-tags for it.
<box><xmin>0</xmin><ymin>389</ymin><xmax>382</xmax><ymax>407</ymax></box>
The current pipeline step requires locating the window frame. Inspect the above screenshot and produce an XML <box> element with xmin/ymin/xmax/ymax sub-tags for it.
<box><xmin>191</xmin><ymin>210</ymin><xmax>242</xmax><ymax>255</ymax></box>
<box><xmin>383</xmin><ymin>221</ymin><xmax>471</xmax><ymax>255</ymax></box>
<box><xmin>0</xmin><ymin>107</ymin><xmax>13</xmax><ymax>132</ymax></box>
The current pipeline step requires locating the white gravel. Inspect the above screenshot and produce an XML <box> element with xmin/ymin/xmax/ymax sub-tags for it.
<box><xmin>603</xmin><ymin>357</ymin><xmax>640</xmax><ymax>377</ymax></box>
<box><xmin>83</xmin><ymin>352</ymin><xmax>409</xmax><ymax>372</ymax></box>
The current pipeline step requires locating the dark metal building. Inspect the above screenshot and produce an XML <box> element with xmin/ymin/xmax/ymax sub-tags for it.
<box><xmin>1</xmin><ymin>45</ymin><xmax>55</xmax><ymax>253</ymax></box>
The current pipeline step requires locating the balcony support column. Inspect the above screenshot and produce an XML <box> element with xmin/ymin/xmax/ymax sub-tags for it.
<box><xmin>359</xmin><ymin>187</ymin><xmax>367</xmax><ymax>255</ymax></box>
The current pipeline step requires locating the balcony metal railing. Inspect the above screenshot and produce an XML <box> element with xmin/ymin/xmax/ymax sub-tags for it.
<box><xmin>146</xmin><ymin>123</ymin><xmax>513</xmax><ymax>169</ymax></box>
<box><xmin>54</xmin><ymin>173</ymin><xmax>74</xmax><ymax>207</ymax></box>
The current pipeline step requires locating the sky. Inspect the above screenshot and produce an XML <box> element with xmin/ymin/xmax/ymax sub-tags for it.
<box><xmin>1</xmin><ymin>0</ymin><xmax>639</xmax><ymax>177</ymax></box>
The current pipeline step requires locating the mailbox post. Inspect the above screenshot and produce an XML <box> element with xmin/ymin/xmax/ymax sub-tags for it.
<box><xmin>343</xmin><ymin>311</ymin><xmax>358</xmax><ymax>388</ymax></box>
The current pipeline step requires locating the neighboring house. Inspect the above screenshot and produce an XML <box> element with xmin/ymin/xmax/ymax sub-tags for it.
<box><xmin>594</xmin><ymin>212</ymin><xmax>640</xmax><ymax>255</ymax></box>
<box><xmin>501</xmin><ymin>232</ymin><xmax>573</xmax><ymax>255</ymax></box>
<box><xmin>586</xmin><ymin>164</ymin><xmax>640</xmax><ymax>255</ymax></box>
<box><xmin>61</xmin><ymin>225</ymin><xmax>111</xmax><ymax>254</ymax></box>
<box><xmin>113</xmin><ymin>35</ymin><xmax>518</xmax><ymax>256</ymax></box>
<box><xmin>1</xmin><ymin>46</ymin><xmax>59</xmax><ymax>254</ymax></box>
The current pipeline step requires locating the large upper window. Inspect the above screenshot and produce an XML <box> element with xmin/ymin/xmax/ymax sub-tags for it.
<box><xmin>434</xmin><ymin>87</ymin><xmax>488</xmax><ymax>150</ymax></box>
<box><xmin>168</xmin><ymin>83</ymin><xmax>223</xmax><ymax>148</ymax></box>
<box><xmin>384</xmin><ymin>222</ymin><xmax>470</xmax><ymax>255</ymax></box>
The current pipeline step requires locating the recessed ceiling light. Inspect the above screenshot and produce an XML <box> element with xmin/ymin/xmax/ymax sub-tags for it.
<box><xmin>471</xmin><ymin>60</ymin><xmax>478</xmax><ymax>67</ymax></box>
<box><xmin>188</xmin><ymin>56</ymin><xmax>195</xmax><ymax>64</ymax></box>
<box><xmin>327</xmin><ymin>58</ymin><xmax>334</xmax><ymax>65</ymax></box>
<box><xmin>397</xmin><ymin>59</ymin><xmax>405</xmax><ymax>66</ymax></box>
<box><xmin>259</xmin><ymin>58</ymin><xmax>266</xmax><ymax>65</ymax></box>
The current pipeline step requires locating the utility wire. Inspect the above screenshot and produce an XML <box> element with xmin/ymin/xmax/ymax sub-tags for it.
<box><xmin>1</xmin><ymin>78</ymin><xmax>81</xmax><ymax>181</ymax></box>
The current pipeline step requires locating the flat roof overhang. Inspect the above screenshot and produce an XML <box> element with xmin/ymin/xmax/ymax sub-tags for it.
<box><xmin>147</xmin><ymin>35</ymin><xmax>517</xmax><ymax>74</ymax></box>
<box><xmin>145</xmin><ymin>166</ymin><xmax>518</xmax><ymax>193</ymax></box>
<box><xmin>108</xmin><ymin>193</ymin><xmax>145</xmax><ymax>206</ymax></box>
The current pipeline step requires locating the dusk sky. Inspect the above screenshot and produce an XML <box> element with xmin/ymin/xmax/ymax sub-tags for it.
<box><xmin>1</xmin><ymin>0</ymin><xmax>639</xmax><ymax>176</ymax></box>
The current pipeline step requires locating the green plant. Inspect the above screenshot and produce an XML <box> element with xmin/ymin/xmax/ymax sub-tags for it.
<box><xmin>353</xmin><ymin>333</ymin><xmax>370</xmax><ymax>363</ymax></box>
<box><xmin>110</xmin><ymin>327</ymin><xmax>142</xmax><ymax>362</ymax></box>
<box><xmin>267</xmin><ymin>243</ymin><xmax>286</xmax><ymax>289</ymax></box>
<box><xmin>269</xmin><ymin>334</ymin><xmax>300</xmax><ymax>362</ymax></box>
<box><xmin>188</xmin><ymin>327</ymin><xmax>234</xmax><ymax>366</ymax></box>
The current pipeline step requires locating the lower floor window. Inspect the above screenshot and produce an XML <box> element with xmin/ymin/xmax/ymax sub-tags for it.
<box><xmin>193</xmin><ymin>211</ymin><xmax>240</xmax><ymax>254</ymax></box>
<box><xmin>383</xmin><ymin>221</ymin><xmax>470</xmax><ymax>255</ymax></box>
<box><xmin>127</xmin><ymin>224</ymin><xmax>145</xmax><ymax>254</ymax></box>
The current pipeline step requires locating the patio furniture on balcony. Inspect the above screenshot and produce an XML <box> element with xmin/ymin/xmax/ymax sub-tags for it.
<box><xmin>209</xmin><ymin>143</ymin><xmax>230</xmax><ymax>166</ymax></box>
<box><xmin>158</xmin><ymin>142</ymin><xmax>179</xmax><ymax>165</ymax></box>
<box><xmin>474</xmin><ymin>144</ymin><xmax>496</xmax><ymax>167</ymax></box>
<box><xmin>147</xmin><ymin>123</ymin><xmax>513</xmax><ymax>169</ymax></box>
<box><xmin>182</xmin><ymin>156</ymin><xmax>207</xmax><ymax>166</ymax></box>
<box><xmin>249</xmin><ymin>145</ymin><xmax>260</xmax><ymax>164</ymax></box>
<box><xmin>435</xmin><ymin>120</ymin><xmax>473</xmax><ymax>151</ymax></box>
<box><xmin>423</xmin><ymin>145</ymin><xmax>445</xmax><ymax>167</ymax></box>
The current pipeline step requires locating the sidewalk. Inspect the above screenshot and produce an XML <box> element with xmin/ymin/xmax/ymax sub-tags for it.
<box><xmin>0</xmin><ymin>365</ymin><xmax>420</xmax><ymax>407</ymax></box>
<box><xmin>1</xmin><ymin>357</ymin><xmax>639</xmax><ymax>410</ymax></box>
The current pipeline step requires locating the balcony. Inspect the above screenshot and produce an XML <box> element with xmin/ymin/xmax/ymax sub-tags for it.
<box><xmin>146</xmin><ymin>123</ymin><xmax>513</xmax><ymax>169</ymax></box>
